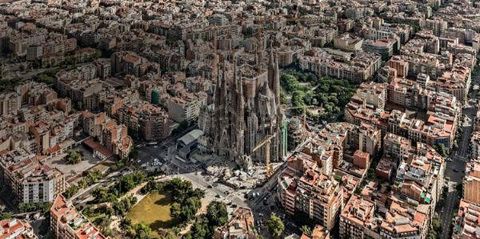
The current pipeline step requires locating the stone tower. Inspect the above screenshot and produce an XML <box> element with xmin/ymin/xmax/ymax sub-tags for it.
<box><xmin>207</xmin><ymin>49</ymin><xmax>285</xmax><ymax>170</ymax></box>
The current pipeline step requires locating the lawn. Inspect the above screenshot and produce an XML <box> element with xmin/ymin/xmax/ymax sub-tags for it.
<box><xmin>127</xmin><ymin>192</ymin><xmax>175</xmax><ymax>238</ymax></box>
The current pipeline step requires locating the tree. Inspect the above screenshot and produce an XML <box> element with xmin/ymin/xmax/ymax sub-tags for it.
<box><xmin>129</xmin><ymin>145</ymin><xmax>138</xmax><ymax>160</ymax></box>
<box><xmin>36</xmin><ymin>73</ymin><xmax>55</xmax><ymax>85</ymax></box>
<box><xmin>188</xmin><ymin>217</ymin><xmax>210</xmax><ymax>239</ymax></box>
<box><xmin>121</xmin><ymin>218</ymin><xmax>133</xmax><ymax>230</ymax></box>
<box><xmin>456</xmin><ymin>183</ymin><xmax>464</xmax><ymax>195</ymax></box>
<box><xmin>170</xmin><ymin>202</ymin><xmax>182</xmax><ymax>220</ymax></box>
<box><xmin>133</xmin><ymin>223</ymin><xmax>151</xmax><ymax>239</ymax></box>
<box><xmin>170</xmin><ymin>196</ymin><xmax>201</xmax><ymax>223</ymax></box>
<box><xmin>291</xmin><ymin>90</ymin><xmax>306</xmax><ymax>114</ymax></box>
<box><xmin>162</xmin><ymin>230</ymin><xmax>178</xmax><ymax>239</ymax></box>
<box><xmin>280</xmin><ymin>91</ymin><xmax>288</xmax><ymax>104</ymax></box>
<box><xmin>85</xmin><ymin>170</ymin><xmax>103</xmax><ymax>184</ymax></box>
<box><xmin>206</xmin><ymin>201</ymin><xmax>228</xmax><ymax>227</ymax></box>
<box><xmin>0</xmin><ymin>212</ymin><xmax>12</xmax><ymax>220</ymax></box>
<box><xmin>306</xmin><ymin>74</ymin><xmax>316</xmax><ymax>82</ymax></box>
<box><xmin>64</xmin><ymin>185</ymin><xmax>80</xmax><ymax>198</ymax></box>
<box><xmin>165</xmin><ymin>178</ymin><xmax>195</xmax><ymax>202</ymax></box>
<box><xmin>165</xmin><ymin>178</ymin><xmax>205</xmax><ymax>223</ymax></box>
<box><xmin>172</xmin><ymin>120</ymin><xmax>192</xmax><ymax>135</ymax></box>
<box><xmin>66</xmin><ymin>150</ymin><xmax>82</xmax><ymax>164</ymax></box>
<box><xmin>113</xmin><ymin>197</ymin><xmax>136</xmax><ymax>216</ymax></box>
<box><xmin>18</xmin><ymin>202</ymin><xmax>50</xmax><ymax>213</ymax></box>
<box><xmin>191</xmin><ymin>188</ymin><xmax>205</xmax><ymax>200</ymax></box>
<box><xmin>94</xmin><ymin>50</ymin><xmax>102</xmax><ymax>59</ymax></box>
<box><xmin>300</xmin><ymin>225</ymin><xmax>312</xmax><ymax>236</ymax></box>
<box><xmin>434</xmin><ymin>144</ymin><xmax>448</xmax><ymax>157</ymax></box>
<box><xmin>141</xmin><ymin>181</ymin><xmax>161</xmax><ymax>194</ymax></box>
<box><xmin>427</xmin><ymin>216</ymin><xmax>442</xmax><ymax>239</ymax></box>
<box><xmin>182</xmin><ymin>197</ymin><xmax>201</xmax><ymax>221</ymax></box>
<box><xmin>267</xmin><ymin>214</ymin><xmax>284</xmax><ymax>238</ymax></box>
<box><xmin>117</xmin><ymin>171</ymin><xmax>146</xmax><ymax>194</ymax></box>
<box><xmin>92</xmin><ymin>187</ymin><xmax>116</xmax><ymax>203</ymax></box>
<box><xmin>281</xmin><ymin>74</ymin><xmax>300</xmax><ymax>93</ymax></box>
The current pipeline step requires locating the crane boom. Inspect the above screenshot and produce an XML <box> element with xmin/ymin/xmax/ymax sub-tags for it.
<box><xmin>244</xmin><ymin>133</ymin><xmax>276</xmax><ymax>177</ymax></box>
<box><xmin>251</xmin><ymin>134</ymin><xmax>276</xmax><ymax>153</ymax></box>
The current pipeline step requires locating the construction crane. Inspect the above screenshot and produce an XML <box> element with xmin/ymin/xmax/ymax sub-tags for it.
<box><xmin>243</xmin><ymin>134</ymin><xmax>276</xmax><ymax>177</ymax></box>
<box><xmin>241</xmin><ymin>105</ymin><xmax>315</xmax><ymax>177</ymax></box>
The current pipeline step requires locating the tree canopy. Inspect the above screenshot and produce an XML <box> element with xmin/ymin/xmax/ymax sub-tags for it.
<box><xmin>66</xmin><ymin>149</ymin><xmax>82</xmax><ymax>164</ymax></box>
<box><xmin>161</xmin><ymin>178</ymin><xmax>205</xmax><ymax>223</ymax></box>
<box><xmin>267</xmin><ymin>214</ymin><xmax>285</xmax><ymax>238</ymax></box>
<box><xmin>185</xmin><ymin>201</ymin><xmax>229</xmax><ymax>239</ymax></box>
<box><xmin>206</xmin><ymin>201</ymin><xmax>228</xmax><ymax>227</ymax></box>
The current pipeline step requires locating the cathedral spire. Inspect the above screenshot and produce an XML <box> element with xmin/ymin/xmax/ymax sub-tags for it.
<box><xmin>268</xmin><ymin>40</ymin><xmax>280</xmax><ymax>106</ymax></box>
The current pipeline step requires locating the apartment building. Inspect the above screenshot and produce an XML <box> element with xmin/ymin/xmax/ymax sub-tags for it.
<box><xmin>7</xmin><ymin>31</ymin><xmax>47</xmax><ymax>57</ymax></box>
<box><xmin>50</xmin><ymin>195</ymin><xmax>108</xmax><ymax>239</ymax></box>
<box><xmin>471</xmin><ymin>131</ymin><xmax>480</xmax><ymax>160</ymax></box>
<box><xmin>339</xmin><ymin>194</ymin><xmax>375</xmax><ymax>239</ymax></box>
<box><xmin>395</xmin><ymin>142</ymin><xmax>445</xmax><ymax>209</ymax></box>
<box><xmin>362</xmin><ymin>38</ymin><xmax>396</xmax><ymax>61</ymax></box>
<box><xmin>347</xmin><ymin>81</ymin><xmax>458</xmax><ymax>150</ymax></box>
<box><xmin>428</xmin><ymin>65</ymin><xmax>471</xmax><ymax>103</ymax></box>
<box><xmin>80</xmin><ymin>112</ymin><xmax>132</xmax><ymax>159</ymax></box>
<box><xmin>387</xmin><ymin>109</ymin><xmax>456</xmax><ymax>149</ymax></box>
<box><xmin>333</xmin><ymin>33</ymin><xmax>364</xmax><ymax>52</ymax></box>
<box><xmin>0</xmin><ymin>92</ymin><xmax>21</xmax><ymax>117</ymax></box>
<box><xmin>300</xmin><ymin>225</ymin><xmax>331</xmax><ymax>239</ymax></box>
<box><xmin>0</xmin><ymin>219</ymin><xmax>37</xmax><ymax>239</ymax></box>
<box><xmin>383</xmin><ymin>133</ymin><xmax>412</xmax><ymax>161</ymax></box>
<box><xmin>454</xmin><ymin>135</ymin><xmax>480</xmax><ymax>238</ymax></box>
<box><xmin>349</xmin><ymin>82</ymin><xmax>387</xmax><ymax>110</ymax></box>
<box><xmin>454</xmin><ymin>200</ymin><xmax>480</xmax><ymax>239</ymax></box>
<box><xmin>167</xmin><ymin>95</ymin><xmax>205</xmax><ymax>123</ymax></box>
<box><xmin>462</xmin><ymin>159</ymin><xmax>480</xmax><ymax>205</ymax></box>
<box><xmin>0</xmin><ymin>151</ymin><xmax>65</xmax><ymax>204</ymax></box>
<box><xmin>298</xmin><ymin>48</ymin><xmax>381</xmax><ymax>82</ymax></box>
<box><xmin>111</xmin><ymin>51</ymin><xmax>157</xmax><ymax>77</ymax></box>
<box><xmin>278</xmin><ymin>153</ymin><xmax>342</xmax><ymax>231</ymax></box>
<box><xmin>114</xmin><ymin>100</ymin><xmax>171</xmax><ymax>141</ymax></box>
<box><xmin>340</xmin><ymin>182</ymin><xmax>430</xmax><ymax>239</ymax></box>
<box><xmin>358</xmin><ymin>123</ymin><xmax>381</xmax><ymax>157</ymax></box>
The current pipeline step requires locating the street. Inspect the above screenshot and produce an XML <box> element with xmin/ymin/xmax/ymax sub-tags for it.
<box><xmin>439</xmin><ymin>103</ymin><xmax>476</xmax><ymax>239</ymax></box>
<box><xmin>136</xmin><ymin>125</ymin><xmax>197</xmax><ymax>172</ymax></box>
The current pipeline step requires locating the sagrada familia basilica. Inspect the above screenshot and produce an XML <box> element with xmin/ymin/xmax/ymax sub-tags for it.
<box><xmin>200</xmin><ymin>46</ymin><xmax>287</xmax><ymax>170</ymax></box>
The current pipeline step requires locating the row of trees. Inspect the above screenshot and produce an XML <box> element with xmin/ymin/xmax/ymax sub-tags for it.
<box><xmin>92</xmin><ymin>171</ymin><xmax>147</xmax><ymax>203</ymax></box>
<box><xmin>84</xmin><ymin>194</ymin><xmax>139</xmax><ymax>237</ymax></box>
<box><xmin>185</xmin><ymin>201</ymin><xmax>229</xmax><ymax>239</ymax></box>
<box><xmin>427</xmin><ymin>215</ymin><xmax>442</xmax><ymax>239</ymax></box>
<box><xmin>64</xmin><ymin>170</ymin><xmax>104</xmax><ymax>198</ymax></box>
<box><xmin>120</xmin><ymin>219</ymin><xmax>153</xmax><ymax>239</ymax></box>
<box><xmin>18</xmin><ymin>202</ymin><xmax>51</xmax><ymax>213</ymax></box>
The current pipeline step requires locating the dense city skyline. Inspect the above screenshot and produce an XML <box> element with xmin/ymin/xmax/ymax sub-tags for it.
<box><xmin>0</xmin><ymin>0</ymin><xmax>479</xmax><ymax>238</ymax></box>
